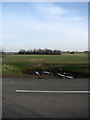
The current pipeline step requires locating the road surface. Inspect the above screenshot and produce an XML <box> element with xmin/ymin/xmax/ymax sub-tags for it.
<box><xmin>2</xmin><ymin>78</ymin><xmax>88</xmax><ymax>118</ymax></box>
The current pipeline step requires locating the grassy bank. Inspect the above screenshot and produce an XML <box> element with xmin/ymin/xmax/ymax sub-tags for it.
<box><xmin>2</xmin><ymin>53</ymin><xmax>89</xmax><ymax>78</ymax></box>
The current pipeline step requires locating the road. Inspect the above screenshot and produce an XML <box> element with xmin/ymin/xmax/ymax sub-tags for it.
<box><xmin>2</xmin><ymin>78</ymin><xmax>88</xmax><ymax>118</ymax></box>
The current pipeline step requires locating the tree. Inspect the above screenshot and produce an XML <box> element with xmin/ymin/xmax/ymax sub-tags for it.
<box><xmin>18</xmin><ymin>49</ymin><xmax>26</xmax><ymax>54</ymax></box>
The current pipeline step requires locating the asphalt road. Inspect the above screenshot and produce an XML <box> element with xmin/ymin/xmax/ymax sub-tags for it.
<box><xmin>2</xmin><ymin>78</ymin><xmax>88</xmax><ymax>118</ymax></box>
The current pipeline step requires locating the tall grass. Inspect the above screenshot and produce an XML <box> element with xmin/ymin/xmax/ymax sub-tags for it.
<box><xmin>2</xmin><ymin>53</ymin><xmax>88</xmax><ymax>77</ymax></box>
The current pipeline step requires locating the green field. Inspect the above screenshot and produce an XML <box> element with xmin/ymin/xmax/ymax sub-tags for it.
<box><xmin>2</xmin><ymin>53</ymin><xmax>89</xmax><ymax>77</ymax></box>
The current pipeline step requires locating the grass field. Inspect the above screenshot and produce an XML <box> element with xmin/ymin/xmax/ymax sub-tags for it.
<box><xmin>2</xmin><ymin>53</ymin><xmax>89</xmax><ymax>78</ymax></box>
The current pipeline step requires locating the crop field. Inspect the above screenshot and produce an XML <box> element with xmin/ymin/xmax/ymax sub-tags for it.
<box><xmin>2</xmin><ymin>53</ymin><xmax>89</xmax><ymax>78</ymax></box>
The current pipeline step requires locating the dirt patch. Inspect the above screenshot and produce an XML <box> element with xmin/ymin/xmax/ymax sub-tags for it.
<box><xmin>31</xmin><ymin>59</ymin><xmax>45</xmax><ymax>61</ymax></box>
<box><xmin>22</xmin><ymin>68</ymin><xmax>89</xmax><ymax>79</ymax></box>
<box><xmin>22</xmin><ymin>68</ymin><xmax>75</xmax><ymax>79</ymax></box>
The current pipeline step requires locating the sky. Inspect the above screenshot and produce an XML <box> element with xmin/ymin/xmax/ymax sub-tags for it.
<box><xmin>2</xmin><ymin>2</ymin><xmax>88</xmax><ymax>52</ymax></box>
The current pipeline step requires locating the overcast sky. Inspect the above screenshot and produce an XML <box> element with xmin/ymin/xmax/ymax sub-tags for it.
<box><xmin>2</xmin><ymin>2</ymin><xmax>88</xmax><ymax>52</ymax></box>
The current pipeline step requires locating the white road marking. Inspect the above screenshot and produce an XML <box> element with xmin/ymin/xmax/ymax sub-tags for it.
<box><xmin>16</xmin><ymin>90</ymin><xmax>90</xmax><ymax>94</ymax></box>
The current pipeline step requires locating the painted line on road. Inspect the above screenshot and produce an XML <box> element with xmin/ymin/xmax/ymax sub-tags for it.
<box><xmin>16</xmin><ymin>90</ymin><xmax>90</xmax><ymax>94</ymax></box>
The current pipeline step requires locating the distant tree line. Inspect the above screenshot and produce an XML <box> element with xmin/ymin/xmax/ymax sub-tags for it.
<box><xmin>18</xmin><ymin>49</ymin><xmax>61</xmax><ymax>55</ymax></box>
<box><xmin>83</xmin><ymin>51</ymin><xmax>90</xmax><ymax>53</ymax></box>
<box><xmin>2</xmin><ymin>49</ymin><xmax>89</xmax><ymax>55</ymax></box>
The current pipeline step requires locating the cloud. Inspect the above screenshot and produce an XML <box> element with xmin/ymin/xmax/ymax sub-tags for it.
<box><xmin>34</xmin><ymin>3</ymin><xmax>67</xmax><ymax>16</ymax></box>
<box><xmin>2</xmin><ymin>2</ymin><xmax>88</xmax><ymax>51</ymax></box>
<box><xmin>3</xmin><ymin>16</ymin><xmax>88</xmax><ymax>51</ymax></box>
<box><xmin>31</xmin><ymin>3</ymin><xmax>83</xmax><ymax>22</ymax></box>
<box><xmin>43</xmin><ymin>15</ymin><xmax>82</xmax><ymax>22</ymax></box>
